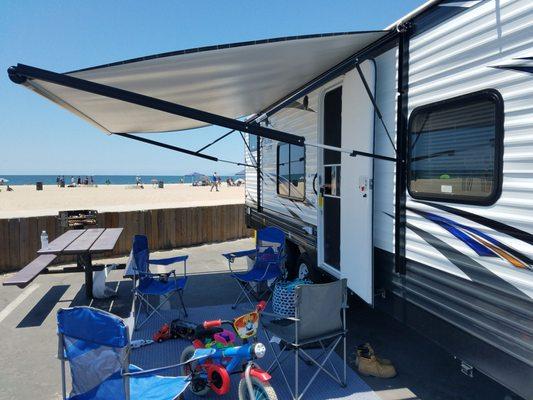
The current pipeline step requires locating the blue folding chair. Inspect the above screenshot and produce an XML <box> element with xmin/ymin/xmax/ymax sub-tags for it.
<box><xmin>222</xmin><ymin>226</ymin><xmax>286</xmax><ymax>309</ymax></box>
<box><xmin>130</xmin><ymin>235</ymin><xmax>188</xmax><ymax>330</ymax></box>
<box><xmin>57</xmin><ymin>306</ymin><xmax>214</xmax><ymax>400</ymax></box>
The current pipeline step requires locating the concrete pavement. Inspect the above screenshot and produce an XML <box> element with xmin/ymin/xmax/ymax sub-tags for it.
<box><xmin>0</xmin><ymin>238</ymin><xmax>521</xmax><ymax>400</ymax></box>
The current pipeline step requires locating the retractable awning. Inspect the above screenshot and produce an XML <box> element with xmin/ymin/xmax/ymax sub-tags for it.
<box><xmin>8</xmin><ymin>31</ymin><xmax>386</xmax><ymax>138</ymax></box>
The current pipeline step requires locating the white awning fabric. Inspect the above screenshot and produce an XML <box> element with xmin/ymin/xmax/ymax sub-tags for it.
<box><xmin>20</xmin><ymin>31</ymin><xmax>387</xmax><ymax>134</ymax></box>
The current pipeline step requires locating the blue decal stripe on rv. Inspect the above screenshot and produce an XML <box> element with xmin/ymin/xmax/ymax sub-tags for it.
<box><xmin>403</xmin><ymin>220</ymin><xmax>529</xmax><ymax>298</ymax></box>
<box><xmin>408</xmin><ymin>207</ymin><xmax>532</xmax><ymax>271</ymax></box>
<box><xmin>384</xmin><ymin>211</ymin><xmax>528</xmax><ymax>297</ymax></box>
<box><xmin>417</xmin><ymin>201</ymin><xmax>533</xmax><ymax>247</ymax></box>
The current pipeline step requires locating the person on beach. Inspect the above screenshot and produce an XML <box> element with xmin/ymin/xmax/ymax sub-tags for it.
<box><xmin>56</xmin><ymin>176</ymin><xmax>60</xmax><ymax>186</ymax></box>
<box><xmin>210</xmin><ymin>172</ymin><xmax>219</xmax><ymax>192</ymax></box>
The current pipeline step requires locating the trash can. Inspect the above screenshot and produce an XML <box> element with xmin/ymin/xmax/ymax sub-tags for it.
<box><xmin>36</xmin><ymin>182</ymin><xmax>43</xmax><ymax>191</ymax></box>
<box><xmin>158</xmin><ymin>181</ymin><xmax>164</xmax><ymax>188</ymax></box>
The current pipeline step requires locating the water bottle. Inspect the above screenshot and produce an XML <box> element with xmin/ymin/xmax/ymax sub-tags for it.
<box><xmin>40</xmin><ymin>230</ymin><xmax>49</xmax><ymax>249</ymax></box>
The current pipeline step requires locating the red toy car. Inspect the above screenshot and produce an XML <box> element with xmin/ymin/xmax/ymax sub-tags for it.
<box><xmin>153</xmin><ymin>323</ymin><xmax>176</xmax><ymax>343</ymax></box>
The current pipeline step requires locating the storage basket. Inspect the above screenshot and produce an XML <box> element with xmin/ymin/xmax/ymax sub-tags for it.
<box><xmin>273</xmin><ymin>279</ymin><xmax>311</xmax><ymax>317</ymax></box>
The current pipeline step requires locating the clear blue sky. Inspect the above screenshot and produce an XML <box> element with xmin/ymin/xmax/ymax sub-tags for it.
<box><xmin>0</xmin><ymin>0</ymin><xmax>425</xmax><ymax>175</ymax></box>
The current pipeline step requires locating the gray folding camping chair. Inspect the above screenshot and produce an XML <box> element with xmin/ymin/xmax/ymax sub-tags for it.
<box><xmin>262</xmin><ymin>279</ymin><xmax>348</xmax><ymax>400</ymax></box>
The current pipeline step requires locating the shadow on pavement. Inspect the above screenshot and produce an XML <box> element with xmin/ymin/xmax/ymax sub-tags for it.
<box><xmin>17</xmin><ymin>284</ymin><xmax>70</xmax><ymax>328</ymax></box>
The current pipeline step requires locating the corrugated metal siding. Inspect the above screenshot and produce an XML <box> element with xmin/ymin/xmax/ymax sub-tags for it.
<box><xmin>403</xmin><ymin>0</ymin><xmax>533</xmax><ymax>366</ymax></box>
<box><xmin>244</xmin><ymin>134</ymin><xmax>257</xmax><ymax>208</ymax></box>
<box><xmin>259</xmin><ymin>92</ymin><xmax>320</xmax><ymax>227</ymax></box>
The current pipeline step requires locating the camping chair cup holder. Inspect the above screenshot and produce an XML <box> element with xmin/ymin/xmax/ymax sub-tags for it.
<box><xmin>57</xmin><ymin>306</ymin><xmax>214</xmax><ymax>400</ymax></box>
<box><xmin>222</xmin><ymin>227</ymin><xmax>286</xmax><ymax>309</ymax></box>
<box><xmin>262</xmin><ymin>279</ymin><xmax>348</xmax><ymax>400</ymax></box>
<box><xmin>130</xmin><ymin>235</ymin><xmax>188</xmax><ymax>330</ymax></box>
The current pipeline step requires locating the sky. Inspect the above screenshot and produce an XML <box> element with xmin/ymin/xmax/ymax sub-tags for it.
<box><xmin>0</xmin><ymin>0</ymin><xmax>426</xmax><ymax>176</ymax></box>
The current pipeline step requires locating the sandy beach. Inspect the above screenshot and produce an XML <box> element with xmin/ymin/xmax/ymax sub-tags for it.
<box><xmin>0</xmin><ymin>183</ymin><xmax>244</xmax><ymax>218</ymax></box>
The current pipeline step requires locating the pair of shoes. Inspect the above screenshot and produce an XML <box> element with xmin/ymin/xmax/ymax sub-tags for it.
<box><xmin>355</xmin><ymin>343</ymin><xmax>397</xmax><ymax>378</ymax></box>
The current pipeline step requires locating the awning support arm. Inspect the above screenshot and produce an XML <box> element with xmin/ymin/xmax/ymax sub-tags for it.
<box><xmin>115</xmin><ymin>132</ymin><xmax>217</xmax><ymax>161</ymax></box>
<box><xmin>196</xmin><ymin>129</ymin><xmax>236</xmax><ymax>153</ymax></box>
<box><xmin>306</xmin><ymin>142</ymin><xmax>396</xmax><ymax>162</ymax></box>
<box><xmin>115</xmin><ymin>132</ymin><xmax>256</xmax><ymax>168</ymax></box>
<box><xmin>354</xmin><ymin>61</ymin><xmax>397</xmax><ymax>155</ymax></box>
<box><xmin>8</xmin><ymin>64</ymin><xmax>305</xmax><ymax>146</ymax></box>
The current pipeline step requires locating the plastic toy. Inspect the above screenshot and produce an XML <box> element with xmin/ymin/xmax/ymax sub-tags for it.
<box><xmin>180</xmin><ymin>301</ymin><xmax>278</xmax><ymax>399</ymax></box>
<box><xmin>170</xmin><ymin>318</ymin><xmax>197</xmax><ymax>341</ymax></box>
<box><xmin>153</xmin><ymin>323</ymin><xmax>175</xmax><ymax>343</ymax></box>
<box><xmin>153</xmin><ymin>318</ymin><xmax>197</xmax><ymax>343</ymax></box>
<box><xmin>130</xmin><ymin>339</ymin><xmax>154</xmax><ymax>349</ymax></box>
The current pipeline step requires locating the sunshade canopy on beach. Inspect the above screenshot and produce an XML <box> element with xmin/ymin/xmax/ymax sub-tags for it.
<box><xmin>9</xmin><ymin>31</ymin><xmax>386</xmax><ymax>137</ymax></box>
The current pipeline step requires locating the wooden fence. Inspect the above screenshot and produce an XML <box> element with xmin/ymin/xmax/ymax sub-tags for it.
<box><xmin>0</xmin><ymin>204</ymin><xmax>251</xmax><ymax>273</ymax></box>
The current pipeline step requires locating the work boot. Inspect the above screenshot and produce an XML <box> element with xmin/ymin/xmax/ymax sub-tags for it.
<box><xmin>357</xmin><ymin>343</ymin><xmax>392</xmax><ymax>365</ymax></box>
<box><xmin>356</xmin><ymin>344</ymin><xmax>396</xmax><ymax>378</ymax></box>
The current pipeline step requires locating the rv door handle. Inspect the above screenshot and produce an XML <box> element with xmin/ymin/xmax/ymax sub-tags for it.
<box><xmin>313</xmin><ymin>173</ymin><xmax>318</xmax><ymax>195</ymax></box>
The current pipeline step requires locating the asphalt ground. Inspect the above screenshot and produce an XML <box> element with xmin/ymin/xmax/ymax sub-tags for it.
<box><xmin>0</xmin><ymin>238</ymin><xmax>521</xmax><ymax>400</ymax></box>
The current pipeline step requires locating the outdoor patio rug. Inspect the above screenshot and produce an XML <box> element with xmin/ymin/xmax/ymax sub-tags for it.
<box><xmin>131</xmin><ymin>303</ymin><xmax>380</xmax><ymax>400</ymax></box>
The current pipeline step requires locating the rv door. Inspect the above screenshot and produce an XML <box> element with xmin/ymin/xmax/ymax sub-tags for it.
<box><xmin>341</xmin><ymin>60</ymin><xmax>376</xmax><ymax>305</ymax></box>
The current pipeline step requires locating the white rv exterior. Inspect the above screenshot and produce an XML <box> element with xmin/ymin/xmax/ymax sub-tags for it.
<box><xmin>245</xmin><ymin>1</ymin><xmax>533</xmax><ymax>397</ymax></box>
<box><xmin>7</xmin><ymin>0</ymin><xmax>532</xmax><ymax>397</ymax></box>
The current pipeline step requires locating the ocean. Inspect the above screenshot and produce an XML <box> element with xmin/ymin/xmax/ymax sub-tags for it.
<box><xmin>0</xmin><ymin>175</ymin><xmax>240</xmax><ymax>186</ymax></box>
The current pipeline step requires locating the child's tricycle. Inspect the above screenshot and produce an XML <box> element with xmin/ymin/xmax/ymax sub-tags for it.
<box><xmin>179</xmin><ymin>301</ymin><xmax>277</xmax><ymax>399</ymax></box>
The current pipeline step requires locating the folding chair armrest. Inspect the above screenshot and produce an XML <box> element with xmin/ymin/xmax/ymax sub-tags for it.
<box><xmin>123</xmin><ymin>363</ymin><xmax>184</xmax><ymax>377</ymax></box>
<box><xmin>149</xmin><ymin>255</ymin><xmax>188</xmax><ymax>266</ymax></box>
<box><xmin>222</xmin><ymin>249</ymin><xmax>256</xmax><ymax>262</ymax></box>
<box><xmin>262</xmin><ymin>310</ymin><xmax>299</xmax><ymax>321</ymax></box>
<box><xmin>123</xmin><ymin>349</ymin><xmax>214</xmax><ymax>376</ymax></box>
<box><xmin>135</xmin><ymin>271</ymin><xmax>164</xmax><ymax>278</ymax></box>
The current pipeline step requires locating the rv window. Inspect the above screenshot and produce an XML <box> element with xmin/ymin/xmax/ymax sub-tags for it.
<box><xmin>277</xmin><ymin>143</ymin><xmax>305</xmax><ymax>201</ymax></box>
<box><xmin>408</xmin><ymin>90</ymin><xmax>503</xmax><ymax>205</ymax></box>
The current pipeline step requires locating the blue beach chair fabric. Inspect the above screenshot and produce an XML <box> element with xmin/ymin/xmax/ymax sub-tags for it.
<box><xmin>222</xmin><ymin>226</ymin><xmax>286</xmax><ymax>309</ymax></box>
<box><xmin>57</xmin><ymin>306</ymin><xmax>212</xmax><ymax>400</ymax></box>
<box><xmin>131</xmin><ymin>235</ymin><xmax>188</xmax><ymax>330</ymax></box>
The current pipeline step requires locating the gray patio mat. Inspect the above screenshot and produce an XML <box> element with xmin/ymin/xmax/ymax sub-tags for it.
<box><xmin>131</xmin><ymin>303</ymin><xmax>379</xmax><ymax>400</ymax></box>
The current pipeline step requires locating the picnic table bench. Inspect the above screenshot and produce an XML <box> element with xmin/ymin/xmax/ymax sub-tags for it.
<box><xmin>3</xmin><ymin>228</ymin><xmax>123</xmax><ymax>298</ymax></box>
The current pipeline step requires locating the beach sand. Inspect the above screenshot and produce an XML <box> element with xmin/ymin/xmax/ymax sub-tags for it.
<box><xmin>0</xmin><ymin>183</ymin><xmax>244</xmax><ymax>218</ymax></box>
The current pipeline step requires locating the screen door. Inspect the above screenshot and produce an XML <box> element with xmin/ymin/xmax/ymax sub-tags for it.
<box><xmin>321</xmin><ymin>86</ymin><xmax>342</xmax><ymax>270</ymax></box>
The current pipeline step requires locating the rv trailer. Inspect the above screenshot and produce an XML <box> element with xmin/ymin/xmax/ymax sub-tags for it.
<box><xmin>243</xmin><ymin>1</ymin><xmax>533</xmax><ymax>398</ymax></box>
<box><xmin>7</xmin><ymin>0</ymin><xmax>532</xmax><ymax>398</ymax></box>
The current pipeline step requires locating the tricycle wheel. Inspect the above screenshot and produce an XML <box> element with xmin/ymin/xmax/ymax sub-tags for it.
<box><xmin>238</xmin><ymin>376</ymin><xmax>278</xmax><ymax>400</ymax></box>
<box><xmin>180</xmin><ymin>345</ymin><xmax>210</xmax><ymax>396</ymax></box>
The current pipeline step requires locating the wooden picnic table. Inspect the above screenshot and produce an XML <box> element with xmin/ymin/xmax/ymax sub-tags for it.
<box><xmin>36</xmin><ymin>228</ymin><xmax>123</xmax><ymax>298</ymax></box>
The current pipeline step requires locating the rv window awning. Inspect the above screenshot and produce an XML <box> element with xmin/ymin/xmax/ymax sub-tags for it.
<box><xmin>9</xmin><ymin>31</ymin><xmax>386</xmax><ymax>135</ymax></box>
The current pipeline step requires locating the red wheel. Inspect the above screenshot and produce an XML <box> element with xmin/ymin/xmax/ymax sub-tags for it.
<box><xmin>207</xmin><ymin>364</ymin><xmax>231</xmax><ymax>395</ymax></box>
